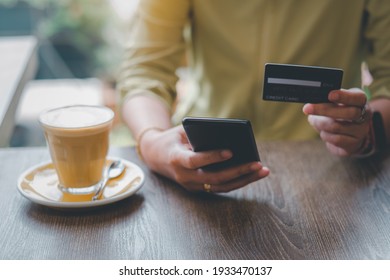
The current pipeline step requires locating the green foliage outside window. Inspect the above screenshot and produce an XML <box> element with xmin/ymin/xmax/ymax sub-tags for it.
<box><xmin>1</xmin><ymin>0</ymin><xmax>120</xmax><ymax>78</ymax></box>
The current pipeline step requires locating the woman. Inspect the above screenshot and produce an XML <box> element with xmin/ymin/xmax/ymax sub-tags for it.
<box><xmin>118</xmin><ymin>0</ymin><xmax>390</xmax><ymax>193</ymax></box>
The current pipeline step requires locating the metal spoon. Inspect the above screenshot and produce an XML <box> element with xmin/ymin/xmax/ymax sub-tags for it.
<box><xmin>92</xmin><ymin>160</ymin><xmax>125</xmax><ymax>201</ymax></box>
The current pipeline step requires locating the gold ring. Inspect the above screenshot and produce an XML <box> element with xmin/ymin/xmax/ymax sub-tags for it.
<box><xmin>203</xmin><ymin>183</ymin><xmax>212</xmax><ymax>192</ymax></box>
<box><xmin>354</xmin><ymin>104</ymin><xmax>368</xmax><ymax>124</ymax></box>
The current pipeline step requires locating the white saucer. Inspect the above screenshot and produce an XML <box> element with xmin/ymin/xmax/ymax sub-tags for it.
<box><xmin>17</xmin><ymin>157</ymin><xmax>145</xmax><ymax>209</ymax></box>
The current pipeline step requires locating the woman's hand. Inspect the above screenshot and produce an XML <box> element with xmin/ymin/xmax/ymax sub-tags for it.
<box><xmin>139</xmin><ymin>125</ymin><xmax>270</xmax><ymax>193</ymax></box>
<box><xmin>303</xmin><ymin>88</ymin><xmax>371</xmax><ymax>156</ymax></box>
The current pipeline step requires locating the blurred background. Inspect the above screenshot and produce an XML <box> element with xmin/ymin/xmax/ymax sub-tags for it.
<box><xmin>0</xmin><ymin>0</ymin><xmax>372</xmax><ymax>149</ymax></box>
<box><xmin>0</xmin><ymin>0</ymin><xmax>139</xmax><ymax>147</ymax></box>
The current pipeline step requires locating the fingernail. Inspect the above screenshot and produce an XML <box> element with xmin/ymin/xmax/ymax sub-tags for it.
<box><xmin>302</xmin><ymin>104</ymin><xmax>313</xmax><ymax>115</ymax></box>
<box><xmin>221</xmin><ymin>150</ymin><xmax>232</xmax><ymax>159</ymax></box>
<box><xmin>259</xmin><ymin>166</ymin><xmax>270</xmax><ymax>177</ymax></box>
<box><xmin>250</xmin><ymin>162</ymin><xmax>261</xmax><ymax>171</ymax></box>
<box><xmin>329</xmin><ymin>91</ymin><xmax>339</xmax><ymax>102</ymax></box>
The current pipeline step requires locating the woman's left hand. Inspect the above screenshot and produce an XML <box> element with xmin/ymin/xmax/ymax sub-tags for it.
<box><xmin>303</xmin><ymin>88</ymin><xmax>371</xmax><ymax>156</ymax></box>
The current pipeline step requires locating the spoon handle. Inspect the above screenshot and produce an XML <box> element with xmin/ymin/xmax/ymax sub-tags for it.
<box><xmin>92</xmin><ymin>165</ymin><xmax>111</xmax><ymax>201</ymax></box>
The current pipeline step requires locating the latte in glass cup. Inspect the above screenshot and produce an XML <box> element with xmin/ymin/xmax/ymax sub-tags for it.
<box><xmin>39</xmin><ymin>105</ymin><xmax>114</xmax><ymax>194</ymax></box>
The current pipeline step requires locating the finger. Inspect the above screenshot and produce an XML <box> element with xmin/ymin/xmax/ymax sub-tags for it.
<box><xmin>303</xmin><ymin>102</ymin><xmax>363</xmax><ymax>121</ymax></box>
<box><xmin>325</xmin><ymin>142</ymin><xmax>351</xmax><ymax>157</ymax></box>
<box><xmin>201</xmin><ymin>161</ymin><xmax>264</xmax><ymax>185</ymax></box>
<box><xmin>308</xmin><ymin>115</ymin><xmax>368</xmax><ymax>138</ymax></box>
<box><xmin>176</xmin><ymin>161</ymin><xmax>263</xmax><ymax>189</ymax></box>
<box><xmin>328</xmin><ymin>89</ymin><xmax>367</xmax><ymax>107</ymax></box>
<box><xmin>319</xmin><ymin>131</ymin><xmax>362</xmax><ymax>154</ymax></box>
<box><xmin>208</xmin><ymin>167</ymin><xmax>270</xmax><ymax>193</ymax></box>
<box><xmin>179</xmin><ymin>149</ymin><xmax>233</xmax><ymax>170</ymax></box>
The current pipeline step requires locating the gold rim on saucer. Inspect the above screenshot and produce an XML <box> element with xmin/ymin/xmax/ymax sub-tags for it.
<box><xmin>17</xmin><ymin>157</ymin><xmax>145</xmax><ymax>209</ymax></box>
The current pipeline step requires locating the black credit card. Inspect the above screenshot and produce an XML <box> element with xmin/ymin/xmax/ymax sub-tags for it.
<box><xmin>262</xmin><ymin>63</ymin><xmax>343</xmax><ymax>103</ymax></box>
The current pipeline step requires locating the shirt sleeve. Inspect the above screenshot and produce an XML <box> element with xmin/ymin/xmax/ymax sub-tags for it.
<box><xmin>364</xmin><ymin>0</ymin><xmax>390</xmax><ymax>99</ymax></box>
<box><xmin>117</xmin><ymin>0</ymin><xmax>190</xmax><ymax>110</ymax></box>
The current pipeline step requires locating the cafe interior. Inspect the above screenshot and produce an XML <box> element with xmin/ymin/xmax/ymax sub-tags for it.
<box><xmin>1</xmin><ymin>0</ymin><xmax>389</xmax><ymax>264</ymax></box>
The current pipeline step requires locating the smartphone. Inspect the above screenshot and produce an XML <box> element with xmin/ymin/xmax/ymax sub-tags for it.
<box><xmin>182</xmin><ymin>117</ymin><xmax>260</xmax><ymax>171</ymax></box>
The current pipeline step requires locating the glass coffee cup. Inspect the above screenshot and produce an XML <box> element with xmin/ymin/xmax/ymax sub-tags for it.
<box><xmin>39</xmin><ymin>105</ymin><xmax>114</xmax><ymax>194</ymax></box>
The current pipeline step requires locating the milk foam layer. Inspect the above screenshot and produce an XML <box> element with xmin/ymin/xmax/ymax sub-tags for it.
<box><xmin>40</xmin><ymin>105</ymin><xmax>113</xmax><ymax>128</ymax></box>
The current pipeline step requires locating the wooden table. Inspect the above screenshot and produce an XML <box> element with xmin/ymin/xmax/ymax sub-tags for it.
<box><xmin>0</xmin><ymin>141</ymin><xmax>389</xmax><ymax>260</ymax></box>
<box><xmin>0</xmin><ymin>36</ymin><xmax>38</xmax><ymax>147</ymax></box>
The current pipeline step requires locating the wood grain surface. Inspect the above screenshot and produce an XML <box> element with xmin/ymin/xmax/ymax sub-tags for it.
<box><xmin>0</xmin><ymin>141</ymin><xmax>389</xmax><ymax>260</ymax></box>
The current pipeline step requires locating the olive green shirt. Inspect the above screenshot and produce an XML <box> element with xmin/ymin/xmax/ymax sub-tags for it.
<box><xmin>119</xmin><ymin>0</ymin><xmax>390</xmax><ymax>140</ymax></box>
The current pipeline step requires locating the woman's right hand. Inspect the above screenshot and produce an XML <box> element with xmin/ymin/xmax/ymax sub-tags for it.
<box><xmin>139</xmin><ymin>125</ymin><xmax>270</xmax><ymax>193</ymax></box>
